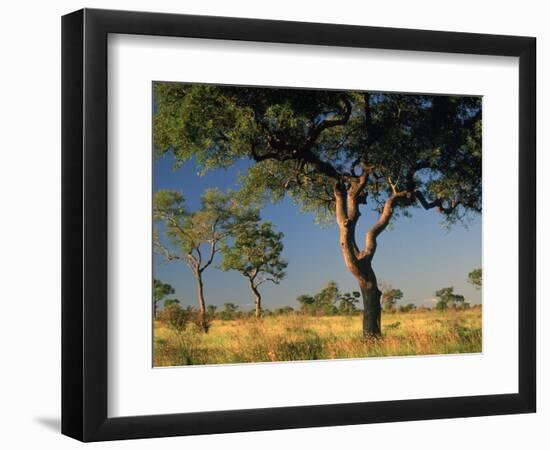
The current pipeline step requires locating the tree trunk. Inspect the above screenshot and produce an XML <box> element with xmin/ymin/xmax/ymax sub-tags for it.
<box><xmin>153</xmin><ymin>301</ymin><xmax>158</xmax><ymax>321</ymax></box>
<box><xmin>339</xmin><ymin>258</ymin><xmax>382</xmax><ymax>337</ymax></box>
<box><xmin>334</xmin><ymin>188</ymin><xmax>382</xmax><ymax>338</ymax></box>
<box><xmin>356</xmin><ymin>270</ymin><xmax>382</xmax><ymax>338</ymax></box>
<box><xmin>248</xmin><ymin>277</ymin><xmax>262</xmax><ymax>318</ymax></box>
<box><xmin>333</xmin><ymin>179</ymin><xmax>393</xmax><ymax>338</ymax></box>
<box><xmin>196</xmin><ymin>273</ymin><xmax>208</xmax><ymax>332</ymax></box>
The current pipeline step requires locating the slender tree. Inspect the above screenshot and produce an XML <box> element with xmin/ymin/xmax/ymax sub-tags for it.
<box><xmin>153</xmin><ymin>188</ymin><xmax>255</xmax><ymax>331</ymax></box>
<box><xmin>468</xmin><ymin>268</ymin><xmax>482</xmax><ymax>290</ymax></box>
<box><xmin>153</xmin><ymin>279</ymin><xmax>175</xmax><ymax>320</ymax></box>
<box><xmin>220</xmin><ymin>218</ymin><xmax>286</xmax><ymax>317</ymax></box>
<box><xmin>154</xmin><ymin>84</ymin><xmax>481</xmax><ymax>337</ymax></box>
<box><xmin>220</xmin><ymin>302</ymin><xmax>239</xmax><ymax>320</ymax></box>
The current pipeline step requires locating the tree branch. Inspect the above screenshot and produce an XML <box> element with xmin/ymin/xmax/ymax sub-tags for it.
<box><xmin>363</xmin><ymin>190</ymin><xmax>414</xmax><ymax>260</ymax></box>
<box><xmin>153</xmin><ymin>230</ymin><xmax>183</xmax><ymax>263</ymax></box>
<box><xmin>256</xmin><ymin>277</ymin><xmax>278</xmax><ymax>287</ymax></box>
<box><xmin>305</xmin><ymin>97</ymin><xmax>352</xmax><ymax>149</ymax></box>
<box><xmin>250</xmin><ymin>96</ymin><xmax>352</xmax><ymax>182</ymax></box>
<box><xmin>199</xmin><ymin>239</ymin><xmax>217</xmax><ymax>273</ymax></box>
<box><xmin>415</xmin><ymin>191</ymin><xmax>461</xmax><ymax>214</ymax></box>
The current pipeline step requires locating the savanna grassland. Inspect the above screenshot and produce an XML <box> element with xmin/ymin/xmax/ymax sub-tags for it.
<box><xmin>153</xmin><ymin>307</ymin><xmax>482</xmax><ymax>367</ymax></box>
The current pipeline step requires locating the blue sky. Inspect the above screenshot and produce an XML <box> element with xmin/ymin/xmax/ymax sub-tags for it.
<box><xmin>153</xmin><ymin>154</ymin><xmax>481</xmax><ymax>311</ymax></box>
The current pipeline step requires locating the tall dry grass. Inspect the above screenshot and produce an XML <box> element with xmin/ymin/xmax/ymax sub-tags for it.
<box><xmin>153</xmin><ymin>307</ymin><xmax>482</xmax><ymax>366</ymax></box>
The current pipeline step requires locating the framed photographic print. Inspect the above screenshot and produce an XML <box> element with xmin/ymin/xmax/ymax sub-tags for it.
<box><xmin>61</xmin><ymin>8</ymin><xmax>536</xmax><ymax>442</ymax></box>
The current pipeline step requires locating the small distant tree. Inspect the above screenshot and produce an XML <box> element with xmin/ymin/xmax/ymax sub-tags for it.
<box><xmin>159</xmin><ymin>303</ymin><xmax>192</xmax><ymax>335</ymax></box>
<box><xmin>468</xmin><ymin>268</ymin><xmax>482</xmax><ymax>290</ymax></box>
<box><xmin>220</xmin><ymin>302</ymin><xmax>240</xmax><ymax>320</ymax></box>
<box><xmin>297</xmin><ymin>281</ymin><xmax>340</xmax><ymax>315</ymax></box>
<box><xmin>154</xmin><ymin>189</ymin><xmax>256</xmax><ymax>332</ymax></box>
<box><xmin>314</xmin><ymin>281</ymin><xmax>339</xmax><ymax>315</ymax></box>
<box><xmin>381</xmin><ymin>285</ymin><xmax>404</xmax><ymax>312</ymax></box>
<box><xmin>398</xmin><ymin>303</ymin><xmax>416</xmax><ymax>313</ymax></box>
<box><xmin>153</xmin><ymin>279</ymin><xmax>175</xmax><ymax>320</ymax></box>
<box><xmin>435</xmin><ymin>287</ymin><xmax>465</xmax><ymax>310</ymax></box>
<box><xmin>454</xmin><ymin>301</ymin><xmax>471</xmax><ymax>310</ymax></box>
<box><xmin>164</xmin><ymin>298</ymin><xmax>180</xmax><ymax>308</ymax></box>
<box><xmin>220</xmin><ymin>218</ymin><xmax>287</xmax><ymax>317</ymax></box>
<box><xmin>274</xmin><ymin>306</ymin><xmax>294</xmax><ymax>315</ymax></box>
<box><xmin>296</xmin><ymin>294</ymin><xmax>316</xmax><ymax>314</ymax></box>
<box><xmin>338</xmin><ymin>291</ymin><xmax>361</xmax><ymax>315</ymax></box>
<box><xmin>207</xmin><ymin>304</ymin><xmax>218</xmax><ymax>318</ymax></box>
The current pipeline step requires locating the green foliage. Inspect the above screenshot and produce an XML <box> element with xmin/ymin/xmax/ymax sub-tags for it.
<box><xmin>153</xmin><ymin>278</ymin><xmax>175</xmax><ymax>302</ymax></box>
<box><xmin>163</xmin><ymin>299</ymin><xmax>180</xmax><ymax>308</ymax></box>
<box><xmin>220</xmin><ymin>217</ymin><xmax>287</xmax><ymax>288</ymax></box>
<box><xmin>273</xmin><ymin>306</ymin><xmax>295</xmax><ymax>316</ymax></box>
<box><xmin>297</xmin><ymin>281</ymin><xmax>339</xmax><ymax>315</ymax></box>
<box><xmin>435</xmin><ymin>287</ymin><xmax>466</xmax><ymax>310</ymax></box>
<box><xmin>381</xmin><ymin>286</ymin><xmax>404</xmax><ymax>312</ymax></box>
<box><xmin>154</xmin><ymin>187</ymin><xmax>259</xmax><ymax>325</ymax></box>
<box><xmin>153</xmin><ymin>279</ymin><xmax>175</xmax><ymax>319</ymax></box>
<box><xmin>154</xmin><ymin>188</ymin><xmax>256</xmax><ymax>259</ymax></box>
<box><xmin>220</xmin><ymin>302</ymin><xmax>240</xmax><ymax>320</ymax></box>
<box><xmin>398</xmin><ymin>303</ymin><xmax>417</xmax><ymax>313</ymax></box>
<box><xmin>159</xmin><ymin>303</ymin><xmax>193</xmax><ymax>334</ymax></box>
<box><xmin>338</xmin><ymin>291</ymin><xmax>361</xmax><ymax>315</ymax></box>
<box><xmin>154</xmin><ymin>83</ymin><xmax>482</xmax><ymax>226</ymax></box>
<box><xmin>296</xmin><ymin>281</ymin><xmax>360</xmax><ymax>316</ymax></box>
<box><xmin>468</xmin><ymin>268</ymin><xmax>482</xmax><ymax>290</ymax></box>
<box><xmin>159</xmin><ymin>303</ymin><xmax>214</xmax><ymax>333</ymax></box>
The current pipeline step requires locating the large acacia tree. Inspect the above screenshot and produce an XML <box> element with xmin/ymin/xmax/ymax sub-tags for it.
<box><xmin>154</xmin><ymin>83</ymin><xmax>481</xmax><ymax>337</ymax></box>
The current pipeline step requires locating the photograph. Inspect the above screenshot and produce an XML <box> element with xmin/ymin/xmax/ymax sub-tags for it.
<box><xmin>152</xmin><ymin>83</ymin><xmax>482</xmax><ymax>367</ymax></box>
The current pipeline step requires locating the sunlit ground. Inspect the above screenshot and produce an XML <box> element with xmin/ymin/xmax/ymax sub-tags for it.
<box><xmin>153</xmin><ymin>307</ymin><xmax>482</xmax><ymax>366</ymax></box>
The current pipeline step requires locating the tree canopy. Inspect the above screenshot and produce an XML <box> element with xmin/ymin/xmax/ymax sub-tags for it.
<box><xmin>220</xmin><ymin>217</ymin><xmax>287</xmax><ymax>317</ymax></box>
<box><xmin>381</xmin><ymin>286</ymin><xmax>404</xmax><ymax>312</ymax></box>
<box><xmin>220</xmin><ymin>219</ymin><xmax>286</xmax><ymax>286</ymax></box>
<box><xmin>468</xmin><ymin>268</ymin><xmax>482</xmax><ymax>290</ymax></box>
<box><xmin>154</xmin><ymin>83</ymin><xmax>481</xmax><ymax>227</ymax></box>
<box><xmin>153</xmin><ymin>278</ymin><xmax>175</xmax><ymax>319</ymax></box>
<box><xmin>435</xmin><ymin>287</ymin><xmax>466</xmax><ymax>310</ymax></box>
<box><xmin>153</xmin><ymin>187</ymin><xmax>257</xmax><ymax>330</ymax></box>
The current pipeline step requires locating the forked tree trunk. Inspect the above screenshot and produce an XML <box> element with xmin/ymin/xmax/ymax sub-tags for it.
<box><xmin>334</xmin><ymin>181</ymin><xmax>385</xmax><ymax>338</ymax></box>
<box><xmin>195</xmin><ymin>273</ymin><xmax>209</xmax><ymax>332</ymax></box>
<box><xmin>248</xmin><ymin>277</ymin><xmax>262</xmax><ymax>318</ymax></box>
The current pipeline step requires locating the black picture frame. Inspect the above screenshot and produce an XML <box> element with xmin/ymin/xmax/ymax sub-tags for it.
<box><xmin>62</xmin><ymin>8</ymin><xmax>536</xmax><ymax>442</ymax></box>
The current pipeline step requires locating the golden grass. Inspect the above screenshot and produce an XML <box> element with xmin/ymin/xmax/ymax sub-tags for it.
<box><xmin>153</xmin><ymin>307</ymin><xmax>482</xmax><ymax>367</ymax></box>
